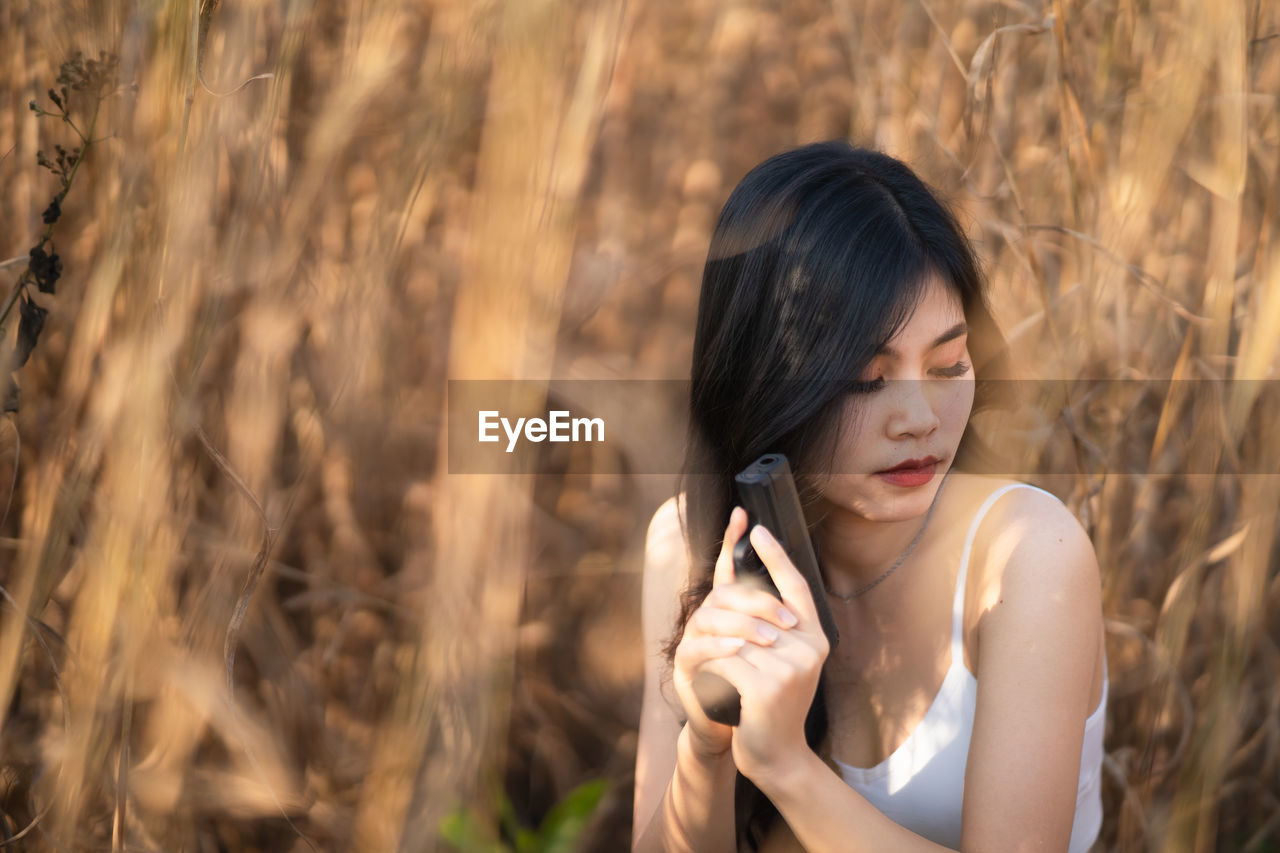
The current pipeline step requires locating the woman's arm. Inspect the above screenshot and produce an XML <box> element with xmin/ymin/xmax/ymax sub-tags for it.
<box><xmin>719</xmin><ymin>490</ymin><xmax>1103</xmax><ymax>853</ymax></box>
<box><xmin>753</xmin><ymin>753</ymin><xmax>956</xmax><ymax>853</ymax></box>
<box><xmin>958</xmin><ymin>489</ymin><xmax>1103</xmax><ymax>850</ymax></box>
<box><xmin>632</xmin><ymin>497</ymin><xmax>738</xmax><ymax>853</ymax></box>
<box><xmin>633</xmin><ymin>724</ymin><xmax>739</xmax><ymax>853</ymax></box>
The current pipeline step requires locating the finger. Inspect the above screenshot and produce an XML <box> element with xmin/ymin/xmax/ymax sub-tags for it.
<box><xmin>675</xmin><ymin>633</ymin><xmax>749</xmax><ymax>672</ymax></box>
<box><xmin>698</xmin><ymin>587</ymin><xmax>799</xmax><ymax>634</ymax></box>
<box><xmin>713</xmin><ymin>506</ymin><xmax>749</xmax><ymax>589</ymax></box>
<box><xmin>690</xmin><ymin>606</ymin><xmax>788</xmax><ymax>646</ymax></box>
<box><xmin>749</xmin><ymin>524</ymin><xmax>820</xmax><ymax>627</ymax></box>
<box><xmin>734</xmin><ymin>629</ymin><xmax>829</xmax><ymax>675</ymax></box>
<box><xmin>696</xmin><ymin>649</ymin><xmax>768</xmax><ymax>696</ymax></box>
<box><xmin>697</xmin><ymin>640</ymin><xmax>827</xmax><ymax>717</ymax></box>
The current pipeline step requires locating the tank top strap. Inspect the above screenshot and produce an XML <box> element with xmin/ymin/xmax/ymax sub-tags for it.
<box><xmin>951</xmin><ymin>482</ymin><xmax>1062</xmax><ymax>666</ymax></box>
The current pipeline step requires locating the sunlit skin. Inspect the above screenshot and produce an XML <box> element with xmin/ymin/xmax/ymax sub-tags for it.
<box><xmin>808</xmin><ymin>273</ymin><xmax>976</xmax><ymax>595</ymax></box>
<box><xmin>634</xmin><ymin>270</ymin><xmax>1106</xmax><ymax>853</ymax></box>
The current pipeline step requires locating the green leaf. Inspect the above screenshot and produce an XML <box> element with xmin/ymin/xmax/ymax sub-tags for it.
<box><xmin>514</xmin><ymin>827</ymin><xmax>540</xmax><ymax>853</ymax></box>
<box><xmin>498</xmin><ymin>790</ymin><xmax>524</xmax><ymax>843</ymax></box>
<box><xmin>496</xmin><ymin>794</ymin><xmax>541</xmax><ymax>853</ymax></box>
<box><xmin>536</xmin><ymin>779</ymin><xmax>608</xmax><ymax>853</ymax></box>
<box><xmin>438</xmin><ymin>807</ymin><xmax>512</xmax><ymax>853</ymax></box>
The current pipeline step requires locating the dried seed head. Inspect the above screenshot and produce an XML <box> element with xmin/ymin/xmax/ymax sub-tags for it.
<box><xmin>28</xmin><ymin>243</ymin><xmax>62</xmax><ymax>294</ymax></box>
<box><xmin>15</xmin><ymin>296</ymin><xmax>48</xmax><ymax>368</ymax></box>
<box><xmin>42</xmin><ymin>196</ymin><xmax>62</xmax><ymax>224</ymax></box>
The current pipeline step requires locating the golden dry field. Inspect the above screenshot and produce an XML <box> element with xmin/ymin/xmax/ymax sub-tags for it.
<box><xmin>1</xmin><ymin>0</ymin><xmax>1278</xmax><ymax>850</ymax></box>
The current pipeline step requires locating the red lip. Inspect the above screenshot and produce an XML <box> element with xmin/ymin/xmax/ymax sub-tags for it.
<box><xmin>878</xmin><ymin>455</ymin><xmax>941</xmax><ymax>473</ymax></box>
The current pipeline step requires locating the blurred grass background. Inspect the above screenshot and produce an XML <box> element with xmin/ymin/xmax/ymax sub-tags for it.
<box><xmin>0</xmin><ymin>0</ymin><xmax>1278</xmax><ymax>850</ymax></box>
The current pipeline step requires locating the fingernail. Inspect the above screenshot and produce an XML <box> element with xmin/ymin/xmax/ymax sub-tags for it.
<box><xmin>777</xmin><ymin>608</ymin><xmax>798</xmax><ymax>627</ymax></box>
<box><xmin>752</xmin><ymin>525</ymin><xmax>774</xmax><ymax>545</ymax></box>
<box><xmin>757</xmin><ymin>624</ymin><xmax>779</xmax><ymax>642</ymax></box>
<box><xmin>718</xmin><ymin>636</ymin><xmax>745</xmax><ymax>649</ymax></box>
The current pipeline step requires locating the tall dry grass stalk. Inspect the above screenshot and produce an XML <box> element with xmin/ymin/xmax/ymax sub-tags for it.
<box><xmin>0</xmin><ymin>0</ymin><xmax>1276</xmax><ymax>850</ymax></box>
<box><xmin>353</xmin><ymin>3</ymin><xmax>623</xmax><ymax>849</ymax></box>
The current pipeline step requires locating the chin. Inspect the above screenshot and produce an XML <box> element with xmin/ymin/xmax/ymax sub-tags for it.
<box><xmin>816</xmin><ymin>474</ymin><xmax>943</xmax><ymax>522</ymax></box>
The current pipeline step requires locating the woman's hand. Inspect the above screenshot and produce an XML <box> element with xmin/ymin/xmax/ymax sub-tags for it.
<box><xmin>671</xmin><ymin>507</ymin><xmax>805</xmax><ymax>762</ymax></box>
<box><xmin>695</xmin><ymin>521</ymin><xmax>830</xmax><ymax>784</ymax></box>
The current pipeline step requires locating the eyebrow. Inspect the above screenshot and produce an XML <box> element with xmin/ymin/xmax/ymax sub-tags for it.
<box><xmin>875</xmin><ymin>322</ymin><xmax>968</xmax><ymax>358</ymax></box>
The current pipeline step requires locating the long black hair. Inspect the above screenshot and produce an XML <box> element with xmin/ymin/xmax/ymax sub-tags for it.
<box><xmin>661</xmin><ymin>140</ymin><xmax>1010</xmax><ymax>850</ymax></box>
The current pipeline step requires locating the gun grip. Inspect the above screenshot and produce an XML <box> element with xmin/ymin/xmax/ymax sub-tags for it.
<box><xmin>732</xmin><ymin>537</ymin><xmax>760</xmax><ymax>575</ymax></box>
<box><xmin>733</xmin><ymin>535</ymin><xmax>781</xmax><ymax>598</ymax></box>
<box><xmin>691</xmin><ymin>670</ymin><xmax>741</xmax><ymax>726</ymax></box>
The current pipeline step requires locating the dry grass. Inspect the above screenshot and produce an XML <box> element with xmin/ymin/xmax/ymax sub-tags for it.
<box><xmin>0</xmin><ymin>0</ymin><xmax>1277</xmax><ymax>850</ymax></box>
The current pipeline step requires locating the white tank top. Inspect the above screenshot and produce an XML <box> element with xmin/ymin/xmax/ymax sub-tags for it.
<box><xmin>831</xmin><ymin>482</ymin><xmax>1107</xmax><ymax>851</ymax></box>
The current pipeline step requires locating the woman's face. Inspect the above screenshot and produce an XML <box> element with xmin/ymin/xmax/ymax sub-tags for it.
<box><xmin>812</xmin><ymin>274</ymin><xmax>975</xmax><ymax>521</ymax></box>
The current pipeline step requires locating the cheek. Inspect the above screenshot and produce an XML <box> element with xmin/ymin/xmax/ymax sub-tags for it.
<box><xmin>805</xmin><ymin>401</ymin><xmax>875</xmax><ymax>477</ymax></box>
<box><xmin>936</xmin><ymin>382</ymin><xmax>975</xmax><ymax>433</ymax></box>
<box><xmin>832</xmin><ymin>402</ymin><xmax>879</xmax><ymax>460</ymax></box>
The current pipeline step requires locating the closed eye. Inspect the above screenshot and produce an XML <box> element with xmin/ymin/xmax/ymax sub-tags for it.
<box><xmin>847</xmin><ymin>376</ymin><xmax>885</xmax><ymax>394</ymax></box>
<box><xmin>933</xmin><ymin>361</ymin><xmax>971</xmax><ymax>378</ymax></box>
<box><xmin>847</xmin><ymin>362</ymin><xmax>971</xmax><ymax>394</ymax></box>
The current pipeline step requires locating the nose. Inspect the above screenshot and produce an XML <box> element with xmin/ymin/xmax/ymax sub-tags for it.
<box><xmin>885</xmin><ymin>379</ymin><xmax>940</xmax><ymax>439</ymax></box>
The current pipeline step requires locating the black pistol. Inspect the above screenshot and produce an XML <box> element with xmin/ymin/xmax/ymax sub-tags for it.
<box><xmin>692</xmin><ymin>453</ymin><xmax>840</xmax><ymax>726</ymax></box>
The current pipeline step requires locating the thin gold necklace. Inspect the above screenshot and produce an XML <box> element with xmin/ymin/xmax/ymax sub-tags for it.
<box><xmin>820</xmin><ymin>468</ymin><xmax>951</xmax><ymax>601</ymax></box>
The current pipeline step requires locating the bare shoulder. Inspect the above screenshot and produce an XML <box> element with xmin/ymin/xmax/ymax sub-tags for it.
<box><xmin>981</xmin><ymin>478</ymin><xmax>1097</xmax><ymax>578</ymax></box>
<box><xmin>645</xmin><ymin>493</ymin><xmax>689</xmax><ymax>564</ymax></box>
<box><xmin>962</xmin><ymin>474</ymin><xmax>1102</xmax><ymax>625</ymax></box>
<box><xmin>640</xmin><ymin>493</ymin><xmax>693</xmax><ymax>701</ymax></box>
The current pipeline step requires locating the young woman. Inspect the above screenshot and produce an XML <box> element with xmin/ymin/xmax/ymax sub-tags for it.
<box><xmin>632</xmin><ymin>142</ymin><xmax>1107</xmax><ymax>852</ymax></box>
